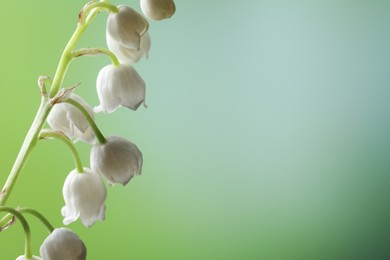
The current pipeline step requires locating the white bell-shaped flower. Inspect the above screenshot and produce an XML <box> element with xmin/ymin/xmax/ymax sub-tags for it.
<box><xmin>95</xmin><ymin>64</ymin><xmax>146</xmax><ymax>113</ymax></box>
<box><xmin>40</xmin><ymin>228</ymin><xmax>86</xmax><ymax>260</ymax></box>
<box><xmin>16</xmin><ymin>256</ymin><xmax>41</xmax><ymax>260</ymax></box>
<box><xmin>62</xmin><ymin>168</ymin><xmax>106</xmax><ymax>227</ymax></box>
<box><xmin>107</xmin><ymin>32</ymin><xmax>151</xmax><ymax>64</ymax></box>
<box><xmin>140</xmin><ymin>0</ymin><xmax>176</xmax><ymax>20</ymax></box>
<box><xmin>107</xmin><ymin>5</ymin><xmax>149</xmax><ymax>51</ymax></box>
<box><xmin>47</xmin><ymin>94</ymin><xmax>95</xmax><ymax>144</ymax></box>
<box><xmin>91</xmin><ymin>136</ymin><xmax>143</xmax><ymax>186</ymax></box>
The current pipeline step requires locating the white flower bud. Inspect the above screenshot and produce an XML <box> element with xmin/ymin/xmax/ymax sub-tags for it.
<box><xmin>40</xmin><ymin>228</ymin><xmax>86</xmax><ymax>260</ymax></box>
<box><xmin>95</xmin><ymin>64</ymin><xmax>146</xmax><ymax>113</ymax></box>
<box><xmin>16</xmin><ymin>256</ymin><xmax>41</xmax><ymax>260</ymax></box>
<box><xmin>62</xmin><ymin>168</ymin><xmax>106</xmax><ymax>227</ymax></box>
<box><xmin>47</xmin><ymin>94</ymin><xmax>95</xmax><ymax>144</ymax></box>
<box><xmin>107</xmin><ymin>32</ymin><xmax>151</xmax><ymax>64</ymax></box>
<box><xmin>91</xmin><ymin>136</ymin><xmax>143</xmax><ymax>186</ymax></box>
<box><xmin>140</xmin><ymin>0</ymin><xmax>176</xmax><ymax>21</ymax></box>
<box><xmin>107</xmin><ymin>5</ymin><xmax>149</xmax><ymax>51</ymax></box>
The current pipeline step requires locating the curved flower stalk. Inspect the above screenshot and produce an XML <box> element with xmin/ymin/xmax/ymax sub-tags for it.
<box><xmin>91</xmin><ymin>136</ymin><xmax>143</xmax><ymax>186</ymax></box>
<box><xmin>95</xmin><ymin>64</ymin><xmax>146</xmax><ymax>113</ymax></box>
<box><xmin>0</xmin><ymin>207</ymin><xmax>35</xmax><ymax>260</ymax></box>
<box><xmin>107</xmin><ymin>32</ymin><xmax>151</xmax><ymax>64</ymax></box>
<box><xmin>18</xmin><ymin>208</ymin><xmax>55</xmax><ymax>233</ymax></box>
<box><xmin>40</xmin><ymin>228</ymin><xmax>86</xmax><ymax>260</ymax></box>
<box><xmin>47</xmin><ymin>93</ymin><xmax>96</xmax><ymax>144</ymax></box>
<box><xmin>106</xmin><ymin>5</ymin><xmax>149</xmax><ymax>51</ymax></box>
<box><xmin>141</xmin><ymin>0</ymin><xmax>176</xmax><ymax>21</ymax></box>
<box><xmin>62</xmin><ymin>168</ymin><xmax>107</xmax><ymax>227</ymax></box>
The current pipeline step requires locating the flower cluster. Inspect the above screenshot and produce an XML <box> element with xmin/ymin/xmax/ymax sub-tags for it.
<box><xmin>0</xmin><ymin>0</ymin><xmax>176</xmax><ymax>259</ymax></box>
<box><xmin>48</xmin><ymin>0</ymin><xmax>175</xmax><ymax>229</ymax></box>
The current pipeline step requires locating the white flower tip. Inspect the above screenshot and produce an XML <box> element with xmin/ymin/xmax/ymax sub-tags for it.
<box><xmin>81</xmin><ymin>204</ymin><xmax>105</xmax><ymax>228</ymax></box>
<box><xmin>61</xmin><ymin>207</ymin><xmax>79</xmax><ymax>226</ymax></box>
<box><xmin>81</xmin><ymin>219</ymin><xmax>96</xmax><ymax>228</ymax></box>
<box><xmin>124</xmin><ymin>99</ymin><xmax>145</xmax><ymax>111</ymax></box>
<box><xmin>141</xmin><ymin>0</ymin><xmax>176</xmax><ymax>21</ymax></box>
<box><xmin>121</xmin><ymin>175</ymin><xmax>134</xmax><ymax>186</ymax></box>
<box><xmin>94</xmin><ymin>105</ymin><xmax>116</xmax><ymax>114</ymax></box>
<box><xmin>93</xmin><ymin>106</ymin><xmax>104</xmax><ymax>113</ymax></box>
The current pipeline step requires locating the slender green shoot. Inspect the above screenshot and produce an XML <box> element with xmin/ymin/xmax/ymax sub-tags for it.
<box><xmin>66</xmin><ymin>98</ymin><xmax>107</xmax><ymax>144</ymax></box>
<box><xmin>18</xmin><ymin>207</ymin><xmax>54</xmax><ymax>233</ymax></box>
<box><xmin>0</xmin><ymin>207</ymin><xmax>33</xmax><ymax>258</ymax></box>
<box><xmin>72</xmin><ymin>47</ymin><xmax>120</xmax><ymax>66</ymax></box>
<box><xmin>39</xmin><ymin>130</ymin><xmax>84</xmax><ymax>173</ymax></box>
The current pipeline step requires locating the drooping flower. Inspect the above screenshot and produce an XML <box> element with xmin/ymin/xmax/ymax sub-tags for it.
<box><xmin>47</xmin><ymin>94</ymin><xmax>95</xmax><ymax>144</ymax></box>
<box><xmin>107</xmin><ymin>31</ymin><xmax>151</xmax><ymax>64</ymax></box>
<box><xmin>62</xmin><ymin>168</ymin><xmax>106</xmax><ymax>227</ymax></box>
<box><xmin>16</xmin><ymin>256</ymin><xmax>41</xmax><ymax>260</ymax></box>
<box><xmin>140</xmin><ymin>0</ymin><xmax>176</xmax><ymax>20</ymax></box>
<box><xmin>40</xmin><ymin>228</ymin><xmax>86</xmax><ymax>260</ymax></box>
<box><xmin>95</xmin><ymin>64</ymin><xmax>146</xmax><ymax>113</ymax></box>
<box><xmin>91</xmin><ymin>136</ymin><xmax>143</xmax><ymax>186</ymax></box>
<box><xmin>106</xmin><ymin>5</ymin><xmax>149</xmax><ymax>51</ymax></box>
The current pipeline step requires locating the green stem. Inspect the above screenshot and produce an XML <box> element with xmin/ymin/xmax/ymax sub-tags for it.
<box><xmin>0</xmin><ymin>213</ymin><xmax>14</xmax><ymax>232</ymax></box>
<box><xmin>18</xmin><ymin>208</ymin><xmax>54</xmax><ymax>233</ymax></box>
<box><xmin>0</xmin><ymin>2</ymin><xmax>106</xmax><ymax>206</ymax></box>
<box><xmin>0</xmin><ymin>98</ymin><xmax>51</xmax><ymax>206</ymax></box>
<box><xmin>72</xmin><ymin>47</ymin><xmax>120</xmax><ymax>66</ymax></box>
<box><xmin>0</xmin><ymin>0</ymin><xmax>108</xmax><ymax>208</ymax></box>
<box><xmin>0</xmin><ymin>207</ymin><xmax>33</xmax><ymax>258</ymax></box>
<box><xmin>66</xmin><ymin>98</ymin><xmax>107</xmax><ymax>144</ymax></box>
<box><xmin>81</xmin><ymin>2</ymin><xmax>118</xmax><ymax>24</ymax></box>
<box><xmin>39</xmin><ymin>130</ymin><xmax>84</xmax><ymax>173</ymax></box>
<box><xmin>49</xmin><ymin>2</ymin><xmax>104</xmax><ymax>98</ymax></box>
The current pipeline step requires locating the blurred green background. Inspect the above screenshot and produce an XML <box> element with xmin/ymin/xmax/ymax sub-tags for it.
<box><xmin>1</xmin><ymin>0</ymin><xmax>390</xmax><ymax>259</ymax></box>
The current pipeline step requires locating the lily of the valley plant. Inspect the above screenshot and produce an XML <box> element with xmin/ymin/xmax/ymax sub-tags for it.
<box><xmin>0</xmin><ymin>0</ymin><xmax>175</xmax><ymax>259</ymax></box>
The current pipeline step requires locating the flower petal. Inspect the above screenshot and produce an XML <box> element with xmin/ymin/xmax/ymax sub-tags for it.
<box><xmin>107</xmin><ymin>5</ymin><xmax>149</xmax><ymax>50</ymax></box>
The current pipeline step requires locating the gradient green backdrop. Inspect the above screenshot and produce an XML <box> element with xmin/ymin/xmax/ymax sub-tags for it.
<box><xmin>0</xmin><ymin>0</ymin><xmax>390</xmax><ymax>259</ymax></box>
